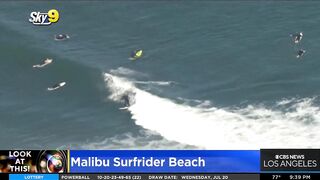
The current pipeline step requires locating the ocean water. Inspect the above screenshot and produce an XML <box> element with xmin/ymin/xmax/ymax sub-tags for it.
<box><xmin>1</xmin><ymin>1</ymin><xmax>320</xmax><ymax>149</ymax></box>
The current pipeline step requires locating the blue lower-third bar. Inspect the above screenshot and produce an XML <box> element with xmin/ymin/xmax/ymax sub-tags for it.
<box><xmin>70</xmin><ymin>150</ymin><xmax>260</xmax><ymax>173</ymax></box>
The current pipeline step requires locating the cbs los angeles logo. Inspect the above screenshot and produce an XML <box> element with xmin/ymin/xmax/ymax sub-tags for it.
<box><xmin>29</xmin><ymin>9</ymin><xmax>59</xmax><ymax>26</ymax></box>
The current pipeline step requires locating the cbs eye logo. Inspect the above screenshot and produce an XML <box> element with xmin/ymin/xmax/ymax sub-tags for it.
<box><xmin>29</xmin><ymin>9</ymin><xmax>59</xmax><ymax>26</ymax></box>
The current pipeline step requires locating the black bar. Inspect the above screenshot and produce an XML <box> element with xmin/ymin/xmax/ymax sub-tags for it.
<box><xmin>261</xmin><ymin>173</ymin><xmax>320</xmax><ymax>180</ymax></box>
<box><xmin>0</xmin><ymin>173</ymin><xmax>9</xmax><ymax>180</ymax></box>
<box><xmin>59</xmin><ymin>174</ymin><xmax>259</xmax><ymax>180</ymax></box>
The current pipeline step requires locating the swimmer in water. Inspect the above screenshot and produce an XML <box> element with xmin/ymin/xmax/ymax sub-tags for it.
<box><xmin>291</xmin><ymin>32</ymin><xmax>303</xmax><ymax>44</ymax></box>
<box><xmin>296</xmin><ymin>49</ymin><xmax>306</xmax><ymax>59</ymax></box>
<box><xmin>54</xmin><ymin>34</ymin><xmax>70</xmax><ymax>41</ymax></box>
<box><xmin>33</xmin><ymin>58</ymin><xmax>53</xmax><ymax>68</ymax></box>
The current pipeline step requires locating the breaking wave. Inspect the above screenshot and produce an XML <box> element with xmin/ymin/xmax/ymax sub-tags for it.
<box><xmin>104</xmin><ymin>72</ymin><xmax>320</xmax><ymax>149</ymax></box>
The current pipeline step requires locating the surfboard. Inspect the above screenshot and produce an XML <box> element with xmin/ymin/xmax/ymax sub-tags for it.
<box><xmin>47</xmin><ymin>82</ymin><xmax>66</xmax><ymax>91</ymax></box>
<box><xmin>33</xmin><ymin>64</ymin><xmax>42</xmax><ymax>68</ymax></box>
<box><xmin>119</xmin><ymin>107</ymin><xmax>129</xmax><ymax>110</ymax></box>
<box><xmin>130</xmin><ymin>50</ymin><xmax>143</xmax><ymax>60</ymax></box>
<box><xmin>33</xmin><ymin>59</ymin><xmax>53</xmax><ymax>68</ymax></box>
<box><xmin>47</xmin><ymin>87</ymin><xmax>58</xmax><ymax>91</ymax></box>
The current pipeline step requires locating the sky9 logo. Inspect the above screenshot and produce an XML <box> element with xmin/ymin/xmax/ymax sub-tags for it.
<box><xmin>29</xmin><ymin>9</ymin><xmax>59</xmax><ymax>26</ymax></box>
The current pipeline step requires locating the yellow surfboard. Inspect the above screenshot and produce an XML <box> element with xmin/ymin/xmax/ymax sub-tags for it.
<box><xmin>130</xmin><ymin>49</ymin><xmax>143</xmax><ymax>60</ymax></box>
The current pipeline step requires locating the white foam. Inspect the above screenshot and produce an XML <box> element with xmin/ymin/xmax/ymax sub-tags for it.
<box><xmin>104</xmin><ymin>73</ymin><xmax>320</xmax><ymax>149</ymax></box>
<box><xmin>79</xmin><ymin>130</ymin><xmax>196</xmax><ymax>150</ymax></box>
<box><xmin>110</xmin><ymin>67</ymin><xmax>147</xmax><ymax>78</ymax></box>
<box><xmin>134</xmin><ymin>80</ymin><xmax>175</xmax><ymax>86</ymax></box>
<box><xmin>109</xmin><ymin>67</ymin><xmax>175</xmax><ymax>87</ymax></box>
<box><xmin>177</xmin><ymin>97</ymin><xmax>212</xmax><ymax>108</ymax></box>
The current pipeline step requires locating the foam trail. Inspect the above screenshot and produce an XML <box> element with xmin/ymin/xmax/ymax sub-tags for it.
<box><xmin>104</xmin><ymin>73</ymin><xmax>320</xmax><ymax>149</ymax></box>
<box><xmin>134</xmin><ymin>80</ymin><xmax>175</xmax><ymax>86</ymax></box>
<box><xmin>110</xmin><ymin>67</ymin><xmax>175</xmax><ymax>86</ymax></box>
<box><xmin>110</xmin><ymin>67</ymin><xmax>147</xmax><ymax>78</ymax></box>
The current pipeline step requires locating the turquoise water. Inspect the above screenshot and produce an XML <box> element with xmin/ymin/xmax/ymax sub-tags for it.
<box><xmin>1</xmin><ymin>1</ymin><xmax>320</xmax><ymax>149</ymax></box>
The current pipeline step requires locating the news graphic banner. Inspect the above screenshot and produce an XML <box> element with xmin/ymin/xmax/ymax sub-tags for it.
<box><xmin>70</xmin><ymin>150</ymin><xmax>259</xmax><ymax>173</ymax></box>
<box><xmin>1</xmin><ymin>150</ymin><xmax>320</xmax><ymax>180</ymax></box>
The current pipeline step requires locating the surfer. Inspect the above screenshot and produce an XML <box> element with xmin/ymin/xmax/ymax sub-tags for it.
<box><xmin>291</xmin><ymin>32</ymin><xmax>303</xmax><ymax>44</ymax></box>
<box><xmin>296</xmin><ymin>49</ymin><xmax>306</xmax><ymax>58</ymax></box>
<box><xmin>33</xmin><ymin>58</ymin><xmax>53</xmax><ymax>68</ymax></box>
<box><xmin>47</xmin><ymin>82</ymin><xmax>66</xmax><ymax>91</ymax></box>
<box><xmin>119</xmin><ymin>92</ymin><xmax>136</xmax><ymax>110</ymax></box>
<box><xmin>122</xmin><ymin>95</ymin><xmax>130</xmax><ymax>107</ymax></box>
<box><xmin>130</xmin><ymin>49</ymin><xmax>143</xmax><ymax>60</ymax></box>
<box><xmin>54</xmin><ymin>34</ymin><xmax>70</xmax><ymax>41</ymax></box>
